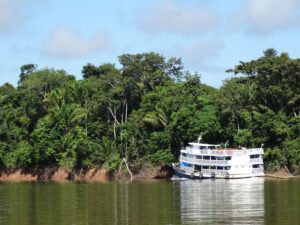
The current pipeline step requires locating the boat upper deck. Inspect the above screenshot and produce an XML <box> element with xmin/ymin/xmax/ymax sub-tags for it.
<box><xmin>182</xmin><ymin>142</ymin><xmax>264</xmax><ymax>156</ymax></box>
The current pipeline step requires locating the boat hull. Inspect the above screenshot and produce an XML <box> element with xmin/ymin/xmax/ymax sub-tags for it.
<box><xmin>172</xmin><ymin>164</ymin><xmax>212</xmax><ymax>179</ymax></box>
<box><xmin>172</xmin><ymin>163</ymin><xmax>262</xmax><ymax>179</ymax></box>
<box><xmin>225</xmin><ymin>173</ymin><xmax>252</xmax><ymax>179</ymax></box>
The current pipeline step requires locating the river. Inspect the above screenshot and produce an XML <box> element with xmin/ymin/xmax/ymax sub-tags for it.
<box><xmin>0</xmin><ymin>177</ymin><xmax>299</xmax><ymax>225</ymax></box>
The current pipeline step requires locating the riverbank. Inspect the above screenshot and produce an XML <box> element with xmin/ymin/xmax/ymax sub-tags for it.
<box><xmin>0</xmin><ymin>168</ymin><xmax>108</xmax><ymax>182</ymax></box>
<box><xmin>0</xmin><ymin>166</ymin><xmax>297</xmax><ymax>182</ymax></box>
<box><xmin>265</xmin><ymin>168</ymin><xmax>297</xmax><ymax>179</ymax></box>
<box><xmin>0</xmin><ymin>165</ymin><xmax>173</xmax><ymax>182</ymax></box>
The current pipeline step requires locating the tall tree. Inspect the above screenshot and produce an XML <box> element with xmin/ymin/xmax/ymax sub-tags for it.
<box><xmin>19</xmin><ymin>64</ymin><xmax>37</xmax><ymax>84</ymax></box>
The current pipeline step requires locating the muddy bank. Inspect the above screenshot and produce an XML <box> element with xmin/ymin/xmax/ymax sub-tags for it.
<box><xmin>0</xmin><ymin>168</ymin><xmax>111</xmax><ymax>182</ymax></box>
<box><xmin>125</xmin><ymin>164</ymin><xmax>173</xmax><ymax>180</ymax></box>
<box><xmin>265</xmin><ymin>168</ymin><xmax>297</xmax><ymax>179</ymax></box>
<box><xmin>2</xmin><ymin>166</ymin><xmax>298</xmax><ymax>182</ymax></box>
<box><xmin>0</xmin><ymin>165</ymin><xmax>173</xmax><ymax>182</ymax></box>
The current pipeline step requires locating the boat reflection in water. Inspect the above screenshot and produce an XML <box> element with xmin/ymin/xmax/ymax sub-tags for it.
<box><xmin>177</xmin><ymin>178</ymin><xmax>264</xmax><ymax>224</ymax></box>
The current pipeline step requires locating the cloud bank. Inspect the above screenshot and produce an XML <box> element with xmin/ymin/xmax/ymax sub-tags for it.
<box><xmin>42</xmin><ymin>27</ymin><xmax>109</xmax><ymax>59</ymax></box>
<box><xmin>166</xmin><ymin>39</ymin><xmax>223</xmax><ymax>68</ymax></box>
<box><xmin>0</xmin><ymin>0</ymin><xmax>30</xmax><ymax>33</ymax></box>
<box><xmin>181</xmin><ymin>39</ymin><xmax>223</xmax><ymax>65</ymax></box>
<box><xmin>231</xmin><ymin>0</ymin><xmax>300</xmax><ymax>35</ymax></box>
<box><xmin>140</xmin><ymin>0</ymin><xmax>218</xmax><ymax>35</ymax></box>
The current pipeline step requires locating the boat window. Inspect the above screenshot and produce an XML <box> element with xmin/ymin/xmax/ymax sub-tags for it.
<box><xmin>194</xmin><ymin>165</ymin><xmax>201</xmax><ymax>171</ymax></box>
<box><xmin>203</xmin><ymin>156</ymin><xmax>210</xmax><ymax>160</ymax></box>
<box><xmin>253</xmin><ymin>164</ymin><xmax>260</xmax><ymax>168</ymax></box>
<box><xmin>225</xmin><ymin>166</ymin><xmax>231</xmax><ymax>170</ymax></box>
<box><xmin>211</xmin><ymin>156</ymin><xmax>216</xmax><ymax>160</ymax></box>
<box><xmin>210</xmin><ymin>166</ymin><xmax>216</xmax><ymax>170</ymax></box>
<box><xmin>181</xmin><ymin>153</ymin><xmax>187</xmax><ymax>157</ymax></box>
<box><xmin>202</xmin><ymin>166</ymin><xmax>209</xmax><ymax>169</ymax></box>
<box><xmin>195</xmin><ymin>155</ymin><xmax>202</xmax><ymax>159</ymax></box>
<box><xmin>188</xmin><ymin>154</ymin><xmax>194</xmax><ymax>158</ymax></box>
<box><xmin>250</xmin><ymin>154</ymin><xmax>260</xmax><ymax>159</ymax></box>
<box><xmin>217</xmin><ymin>166</ymin><xmax>224</xmax><ymax>170</ymax></box>
<box><xmin>225</xmin><ymin>156</ymin><xmax>232</xmax><ymax>160</ymax></box>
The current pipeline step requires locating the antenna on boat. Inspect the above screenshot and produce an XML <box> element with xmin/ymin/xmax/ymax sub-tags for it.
<box><xmin>197</xmin><ymin>134</ymin><xmax>202</xmax><ymax>143</ymax></box>
<box><xmin>260</xmin><ymin>143</ymin><xmax>264</xmax><ymax>149</ymax></box>
<box><xmin>224</xmin><ymin>140</ymin><xmax>229</xmax><ymax>150</ymax></box>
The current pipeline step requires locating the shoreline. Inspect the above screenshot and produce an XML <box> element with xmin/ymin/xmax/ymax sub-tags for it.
<box><xmin>0</xmin><ymin>165</ymin><xmax>173</xmax><ymax>182</ymax></box>
<box><xmin>265</xmin><ymin>174</ymin><xmax>297</xmax><ymax>179</ymax></box>
<box><xmin>0</xmin><ymin>166</ymin><xmax>298</xmax><ymax>182</ymax></box>
<box><xmin>0</xmin><ymin>168</ymin><xmax>110</xmax><ymax>182</ymax></box>
<box><xmin>265</xmin><ymin>168</ymin><xmax>298</xmax><ymax>179</ymax></box>
<box><xmin>265</xmin><ymin>173</ymin><xmax>298</xmax><ymax>179</ymax></box>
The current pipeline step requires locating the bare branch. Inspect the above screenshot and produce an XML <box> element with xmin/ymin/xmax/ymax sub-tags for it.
<box><xmin>107</xmin><ymin>106</ymin><xmax>120</xmax><ymax>125</ymax></box>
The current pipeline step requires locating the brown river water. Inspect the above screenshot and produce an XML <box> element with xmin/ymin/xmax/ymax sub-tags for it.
<box><xmin>0</xmin><ymin>177</ymin><xmax>299</xmax><ymax>225</ymax></box>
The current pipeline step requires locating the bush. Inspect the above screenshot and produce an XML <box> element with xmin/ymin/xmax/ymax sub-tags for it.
<box><xmin>264</xmin><ymin>147</ymin><xmax>287</xmax><ymax>172</ymax></box>
<box><xmin>15</xmin><ymin>141</ymin><xmax>33</xmax><ymax>168</ymax></box>
<box><xmin>284</xmin><ymin>137</ymin><xmax>300</xmax><ymax>174</ymax></box>
<box><xmin>145</xmin><ymin>149</ymin><xmax>174</xmax><ymax>165</ymax></box>
<box><xmin>234</xmin><ymin>129</ymin><xmax>252</xmax><ymax>147</ymax></box>
<box><xmin>102</xmin><ymin>153</ymin><xmax>121</xmax><ymax>171</ymax></box>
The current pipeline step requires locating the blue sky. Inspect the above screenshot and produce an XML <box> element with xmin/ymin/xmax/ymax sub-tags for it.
<box><xmin>1</xmin><ymin>0</ymin><xmax>300</xmax><ymax>87</ymax></box>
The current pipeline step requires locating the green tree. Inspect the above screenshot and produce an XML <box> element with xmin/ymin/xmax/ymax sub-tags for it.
<box><xmin>19</xmin><ymin>64</ymin><xmax>37</xmax><ymax>84</ymax></box>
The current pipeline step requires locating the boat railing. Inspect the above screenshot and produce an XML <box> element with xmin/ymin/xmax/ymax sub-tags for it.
<box><xmin>180</xmin><ymin>157</ymin><xmax>229</xmax><ymax>165</ymax></box>
<box><xmin>185</xmin><ymin>147</ymin><xmax>264</xmax><ymax>156</ymax></box>
<box><xmin>253</xmin><ymin>168</ymin><xmax>264</xmax><ymax>173</ymax></box>
<box><xmin>180</xmin><ymin>156</ymin><xmax>192</xmax><ymax>163</ymax></box>
<box><xmin>185</xmin><ymin>147</ymin><xmax>248</xmax><ymax>156</ymax></box>
<box><xmin>184</xmin><ymin>167</ymin><xmax>194</xmax><ymax>173</ymax></box>
<box><xmin>201</xmin><ymin>169</ymin><xmax>212</xmax><ymax>174</ymax></box>
<box><xmin>214</xmin><ymin>170</ymin><xmax>227</xmax><ymax>176</ymax></box>
<box><xmin>248</xmin><ymin>148</ymin><xmax>264</xmax><ymax>155</ymax></box>
<box><xmin>201</xmin><ymin>169</ymin><xmax>227</xmax><ymax>176</ymax></box>
<box><xmin>196</xmin><ymin>159</ymin><xmax>229</xmax><ymax>165</ymax></box>
<box><xmin>250</xmin><ymin>158</ymin><xmax>264</xmax><ymax>164</ymax></box>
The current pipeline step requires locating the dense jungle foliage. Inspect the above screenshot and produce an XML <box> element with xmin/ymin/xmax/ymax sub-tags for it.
<box><xmin>0</xmin><ymin>49</ymin><xmax>299</xmax><ymax>173</ymax></box>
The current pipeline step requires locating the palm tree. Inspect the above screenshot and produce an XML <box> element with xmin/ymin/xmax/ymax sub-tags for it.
<box><xmin>143</xmin><ymin>106</ymin><xmax>168</xmax><ymax>129</ymax></box>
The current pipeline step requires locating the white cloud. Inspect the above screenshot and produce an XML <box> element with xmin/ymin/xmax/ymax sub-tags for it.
<box><xmin>0</xmin><ymin>0</ymin><xmax>30</xmax><ymax>33</ymax></box>
<box><xmin>168</xmin><ymin>39</ymin><xmax>223</xmax><ymax>66</ymax></box>
<box><xmin>163</xmin><ymin>39</ymin><xmax>224</xmax><ymax>87</ymax></box>
<box><xmin>140</xmin><ymin>0</ymin><xmax>218</xmax><ymax>35</ymax></box>
<box><xmin>231</xmin><ymin>0</ymin><xmax>300</xmax><ymax>35</ymax></box>
<box><xmin>42</xmin><ymin>27</ymin><xmax>109</xmax><ymax>59</ymax></box>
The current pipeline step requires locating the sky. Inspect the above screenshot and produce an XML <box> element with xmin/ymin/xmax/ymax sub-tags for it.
<box><xmin>1</xmin><ymin>0</ymin><xmax>300</xmax><ymax>87</ymax></box>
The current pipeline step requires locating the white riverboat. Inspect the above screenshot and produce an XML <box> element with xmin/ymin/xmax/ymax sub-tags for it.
<box><xmin>173</xmin><ymin>137</ymin><xmax>264</xmax><ymax>179</ymax></box>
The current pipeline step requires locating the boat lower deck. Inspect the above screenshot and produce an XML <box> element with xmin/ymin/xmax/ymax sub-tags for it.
<box><xmin>172</xmin><ymin>163</ymin><xmax>264</xmax><ymax>179</ymax></box>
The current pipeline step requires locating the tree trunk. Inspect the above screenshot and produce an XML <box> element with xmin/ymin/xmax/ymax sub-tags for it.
<box><xmin>113</xmin><ymin>105</ymin><xmax>117</xmax><ymax>140</ymax></box>
<box><xmin>85</xmin><ymin>98</ymin><xmax>88</xmax><ymax>136</ymax></box>
<box><xmin>125</xmin><ymin>101</ymin><xmax>128</xmax><ymax>122</ymax></box>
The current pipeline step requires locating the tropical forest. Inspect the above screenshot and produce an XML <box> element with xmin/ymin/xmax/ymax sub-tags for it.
<box><xmin>0</xmin><ymin>49</ymin><xmax>299</xmax><ymax>174</ymax></box>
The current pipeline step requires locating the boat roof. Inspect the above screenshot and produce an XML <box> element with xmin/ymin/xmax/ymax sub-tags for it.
<box><xmin>188</xmin><ymin>142</ymin><xmax>221</xmax><ymax>147</ymax></box>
